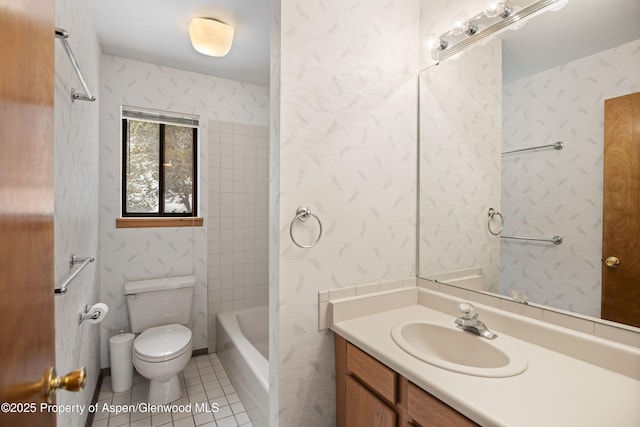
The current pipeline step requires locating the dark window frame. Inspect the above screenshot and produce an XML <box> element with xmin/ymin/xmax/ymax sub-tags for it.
<box><xmin>121</xmin><ymin>118</ymin><xmax>198</xmax><ymax>217</ymax></box>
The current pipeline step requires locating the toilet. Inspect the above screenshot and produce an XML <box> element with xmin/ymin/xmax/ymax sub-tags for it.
<box><xmin>124</xmin><ymin>275</ymin><xmax>195</xmax><ymax>404</ymax></box>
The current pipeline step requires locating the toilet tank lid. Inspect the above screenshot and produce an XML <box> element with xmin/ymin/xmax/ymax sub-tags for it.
<box><xmin>124</xmin><ymin>275</ymin><xmax>196</xmax><ymax>294</ymax></box>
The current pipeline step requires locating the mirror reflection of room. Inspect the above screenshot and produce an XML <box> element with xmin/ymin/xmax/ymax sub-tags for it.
<box><xmin>419</xmin><ymin>0</ymin><xmax>640</xmax><ymax>327</ymax></box>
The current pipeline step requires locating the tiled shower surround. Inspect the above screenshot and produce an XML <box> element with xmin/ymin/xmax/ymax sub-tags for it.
<box><xmin>207</xmin><ymin>121</ymin><xmax>270</xmax><ymax>352</ymax></box>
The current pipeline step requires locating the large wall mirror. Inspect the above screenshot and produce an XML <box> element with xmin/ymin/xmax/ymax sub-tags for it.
<box><xmin>418</xmin><ymin>0</ymin><xmax>640</xmax><ymax>328</ymax></box>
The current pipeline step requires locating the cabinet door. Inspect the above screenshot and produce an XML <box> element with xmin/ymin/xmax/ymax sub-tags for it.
<box><xmin>407</xmin><ymin>382</ymin><xmax>478</xmax><ymax>427</ymax></box>
<box><xmin>346</xmin><ymin>376</ymin><xmax>397</xmax><ymax>427</ymax></box>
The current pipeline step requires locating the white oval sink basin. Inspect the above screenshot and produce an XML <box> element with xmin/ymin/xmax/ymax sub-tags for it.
<box><xmin>391</xmin><ymin>321</ymin><xmax>527</xmax><ymax>378</ymax></box>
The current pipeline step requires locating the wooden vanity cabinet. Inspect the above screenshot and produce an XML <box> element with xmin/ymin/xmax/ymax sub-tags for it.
<box><xmin>335</xmin><ymin>334</ymin><xmax>479</xmax><ymax>427</ymax></box>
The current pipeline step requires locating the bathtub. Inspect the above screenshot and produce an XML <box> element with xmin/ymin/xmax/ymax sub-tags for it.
<box><xmin>216</xmin><ymin>306</ymin><xmax>268</xmax><ymax>426</ymax></box>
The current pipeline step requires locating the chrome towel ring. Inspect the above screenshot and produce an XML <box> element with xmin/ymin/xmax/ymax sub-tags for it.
<box><xmin>487</xmin><ymin>208</ymin><xmax>504</xmax><ymax>236</ymax></box>
<box><xmin>290</xmin><ymin>205</ymin><xmax>323</xmax><ymax>248</ymax></box>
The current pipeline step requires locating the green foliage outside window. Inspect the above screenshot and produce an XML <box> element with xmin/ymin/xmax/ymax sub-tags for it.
<box><xmin>123</xmin><ymin>118</ymin><xmax>197</xmax><ymax>216</ymax></box>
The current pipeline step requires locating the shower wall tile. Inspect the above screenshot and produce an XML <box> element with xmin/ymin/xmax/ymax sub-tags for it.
<box><xmin>207</xmin><ymin>120</ymin><xmax>269</xmax><ymax>352</ymax></box>
<box><xmin>501</xmin><ymin>38</ymin><xmax>640</xmax><ymax>317</ymax></box>
<box><xmin>98</xmin><ymin>55</ymin><xmax>269</xmax><ymax>368</ymax></box>
<box><xmin>54</xmin><ymin>1</ymin><xmax>101</xmax><ymax>426</ymax></box>
<box><xmin>273</xmin><ymin>0</ymin><xmax>419</xmax><ymax>424</ymax></box>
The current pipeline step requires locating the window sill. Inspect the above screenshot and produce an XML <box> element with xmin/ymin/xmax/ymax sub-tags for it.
<box><xmin>116</xmin><ymin>217</ymin><xmax>204</xmax><ymax>229</ymax></box>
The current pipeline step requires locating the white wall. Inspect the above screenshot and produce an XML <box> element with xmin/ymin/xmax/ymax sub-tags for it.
<box><xmin>501</xmin><ymin>38</ymin><xmax>640</xmax><ymax>316</ymax></box>
<box><xmin>54</xmin><ymin>1</ymin><xmax>101</xmax><ymax>426</ymax></box>
<box><xmin>98</xmin><ymin>55</ymin><xmax>269</xmax><ymax>367</ymax></box>
<box><xmin>271</xmin><ymin>0</ymin><xmax>419</xmax><ymax>424</ymax></box>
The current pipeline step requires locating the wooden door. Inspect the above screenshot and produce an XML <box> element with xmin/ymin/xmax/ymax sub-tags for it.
<box><xmin>602</xmin><ymin>92</ymin><xmax>640</xmax><ymax>328</ymax></box>
<box><xmin>0</xmin><ymin>1</ymin><xmax>56</xmax><ymax>426</ymax></box>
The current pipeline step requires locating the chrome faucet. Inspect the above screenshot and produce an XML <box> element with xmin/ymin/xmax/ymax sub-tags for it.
<box><xmin>454</xmin><ymin>303</ymin><xmax>497</xmax><ymax>340</ymax></box>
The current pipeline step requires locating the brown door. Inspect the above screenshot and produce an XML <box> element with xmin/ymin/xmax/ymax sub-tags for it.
<box><xmin>0</xmin><ymin>1</ymin><xmax>56</xmax><ymax>426</ymax></box>
<box><xmin>602</xmin><ymin>91</ymin><xmax>640</xmax><ymax>328</ymax></box>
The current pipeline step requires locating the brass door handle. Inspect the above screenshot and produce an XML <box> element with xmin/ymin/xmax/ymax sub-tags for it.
<box><xmin>43</xmin><ymin>367</ymin><xmax>86</xmax><ymax>403</ymax></box>
<box><xmin>0</xmin><ymin>367</ymin><xmax>85</xmax><ymax>404</ymax></box>
<box><xmin>605</xmin><ymin>256</ymin><xmax>620</xmax><ymax>268</ymax></box>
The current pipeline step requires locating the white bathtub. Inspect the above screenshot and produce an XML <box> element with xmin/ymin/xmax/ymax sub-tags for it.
<box><xmin>216</xmin><ymin>306</ymin><xmax>268</xmax><ymax>426</ymax></box>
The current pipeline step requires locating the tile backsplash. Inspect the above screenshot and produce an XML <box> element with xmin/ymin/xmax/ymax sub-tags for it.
<box><xmin>317</xmin><ymin>277</ymin><xmax>417</xmax><ymax>330</ymax></box>
<box><xmin>322</xmin><ymin>278</ymin><xmax>640</xmax><ymax>350</ymax></box>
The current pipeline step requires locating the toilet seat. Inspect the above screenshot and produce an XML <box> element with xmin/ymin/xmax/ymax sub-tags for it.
<box><xmin>134</xmin><ymin>324</ymin><xmax>192</xmax><ymax>363</ymax></box>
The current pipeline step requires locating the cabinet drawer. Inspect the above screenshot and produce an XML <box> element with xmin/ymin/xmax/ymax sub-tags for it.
<box><xmin>407</xmin><ymin>382</ymin><xmax>479</xmax><ymax>427</ymax></box>
<box><xmin>346</xmin><ymin>342</ymin><xmax>397</xmax><ymax>404</ymax></box>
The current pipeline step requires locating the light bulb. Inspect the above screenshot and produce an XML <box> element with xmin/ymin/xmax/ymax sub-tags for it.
<box><xmin>450</xmin><ymin>14</ymin><xmax>467</xmax><ymax>35</ymax></box>
<box><xmin>484</xmin><ymin>0</ymin><xmax>512</xmax><ymax>18</ymax></box>
<box><xmin>451</xmin><ymin>13</ymin><xmax>477</xmax><ymax>36</ymax></box>
<box><xmin>426</xmin><ymin>35</ymin><xmax>447</xmax><ymax>51</ymax></box>
<box><xmin>484</xmin><ymin>1</ymin><xmax>499</xmax><ymax>17</ymax></box>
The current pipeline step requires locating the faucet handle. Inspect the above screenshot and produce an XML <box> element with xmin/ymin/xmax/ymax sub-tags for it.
<box><xmin>458</xmin><ymin>302</ymin><xmax>475</xmax><ymax>319</ymax></box>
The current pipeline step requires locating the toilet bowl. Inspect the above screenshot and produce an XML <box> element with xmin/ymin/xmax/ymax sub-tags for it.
<box><xmin>124</xmin><ymin>275</ymin><xmax>196</xmax><ymax>404</ymax></box>
<box><xmin>132</xmin><ymin>324</ymin><xmax>193</xmax><ymax>404</ymax></box>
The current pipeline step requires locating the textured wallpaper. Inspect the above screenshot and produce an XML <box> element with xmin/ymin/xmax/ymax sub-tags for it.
<box><xmin>54</xmin><ymin>1</ymin><xmax>101</xmax><ymax>426</ymax></box>
<box><xmin>418</xmin><ymin>37</ymin><xmax>503</xmax><ymax>293</ymax></box>
<box><xmin>207</xmin><ymin>120</ymin><xmax>269</xmax><ymax>352</ymax></box>
<box><xmin>268</xmin><ymin>1</ymin><xmax>282</xmax><ymax>424</ymax></box>
<box><xmin>98</xmin><ymin>55</ymin><xmax>269</xmax><ymax>368</ymax></box>
<box><xmin>501</xmin><ymin>38</ymin><xmax>640</xmax><ymax>316</ymax></box>
<box><xmin>272</xmin><ymin>0</ymin><xmax>419</xmax><ymax>425</ymax></box>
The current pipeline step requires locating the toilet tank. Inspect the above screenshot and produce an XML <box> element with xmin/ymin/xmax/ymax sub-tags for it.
<box><xmin>124</xmin><ymin>275</ymin><xmax>196</xmax><ymax>333</ymax></box>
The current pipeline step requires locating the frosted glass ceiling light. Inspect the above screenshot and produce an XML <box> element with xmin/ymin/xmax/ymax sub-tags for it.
<box><xmin>189</xmin><ymin>18</ymin><xmax>234</xmax><ymax>57</ymax></box>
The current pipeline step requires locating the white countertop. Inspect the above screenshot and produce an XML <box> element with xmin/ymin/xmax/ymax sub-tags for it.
<box><xmin>329</xmin><ymin>288</ymin><xmax>640</xmax><ymax>427</ymax></box>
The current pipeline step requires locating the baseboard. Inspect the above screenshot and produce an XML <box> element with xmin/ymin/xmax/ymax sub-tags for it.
<box><xmin>84</xmin><ymin>370</ymin><xmax>104</xmax><ymax>427</ymax></box>
<box><xmin>192</xmin><ymin>347</ymin><xmax>208</xmax><ymax>357</ymax></box>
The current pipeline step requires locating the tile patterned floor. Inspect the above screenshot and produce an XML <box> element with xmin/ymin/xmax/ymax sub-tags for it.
<box><xmin>92</xmin><ymin>353</ymin><xmax>252</xmax><ymax>427</ymax></box>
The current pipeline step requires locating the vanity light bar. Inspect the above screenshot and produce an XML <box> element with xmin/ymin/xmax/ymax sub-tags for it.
<box><xmin>432</xmin><ymin>0</ymin><xmax>564</xmax><ymax>61</ymax></box>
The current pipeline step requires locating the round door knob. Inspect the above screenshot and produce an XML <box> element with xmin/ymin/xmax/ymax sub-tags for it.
<box><xmin>605</xmin><ymin>256</ymin><xmax>620</xmax><ymax>268</ymax></box>
<box><xmin>43</xmin><ymin>367</ymin><xmax>86</xmax><ymax>403</ymax></box>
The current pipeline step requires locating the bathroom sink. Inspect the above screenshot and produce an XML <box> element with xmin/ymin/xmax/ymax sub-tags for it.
<box><xmin>390</xmin><ymin>321</ymin><xmax>527</xmax><ymax>377</ymax></box>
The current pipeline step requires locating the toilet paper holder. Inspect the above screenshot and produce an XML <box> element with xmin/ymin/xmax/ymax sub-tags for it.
<box><xmin>78</xmin><ymin>303</ymin><xmax>108</xmax><ymax>324</ymax></box>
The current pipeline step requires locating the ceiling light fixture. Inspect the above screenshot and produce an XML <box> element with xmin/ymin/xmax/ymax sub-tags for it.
<box><xmin>189</xmin><ymin>18</ymin><xmax>234</xmax><ymax>57</ymax></box>
<box><xmin>431</xmin><ymin>0</ymin><xmax>567</xmax><ymax>61</ymax></box>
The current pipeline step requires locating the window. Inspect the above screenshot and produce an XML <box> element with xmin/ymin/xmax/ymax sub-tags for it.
<box><xmin>122</xmin><ymin>107</ymin><xmax>198</xmax><ymax>217</ymax></box>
